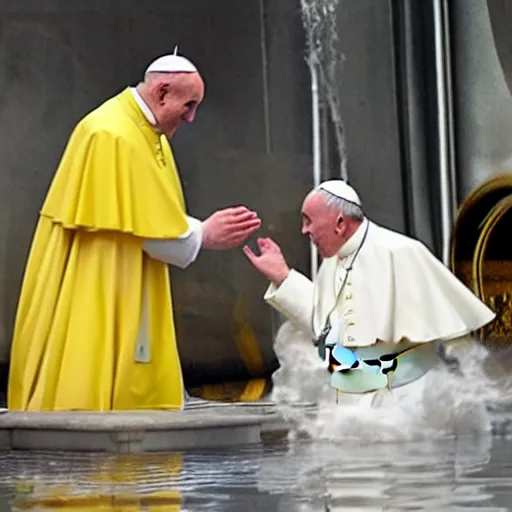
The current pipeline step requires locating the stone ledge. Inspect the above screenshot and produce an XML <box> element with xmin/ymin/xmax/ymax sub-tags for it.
<box><xmin>8</xmin><ymin>424</ymin><xmax>262</xmax><ymax>452</ymax></box>
<box><xmin>0</xmin><ymin>403</ymin><xmax>287</xmax><ymax>452</ymax></box>
<box><xmin>0</xmin><ymin>428</ymin><xmax>10</xmax><ymax>449</ymax></box>
<box><xmin>0</xmin><ymin>410</ymin><xmax>268</xmax><ymax>431</ymax></box>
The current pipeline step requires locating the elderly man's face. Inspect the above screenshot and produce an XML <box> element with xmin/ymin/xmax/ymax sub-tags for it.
<box><xmin>154</xmin><ymin>72</ymin><xmax>205</xmax><ymax>138</ymax></box>
<box><xmin>301</xmin><ymin>192</ymin><xmax>345</xmax><ymax>258</ymax></box>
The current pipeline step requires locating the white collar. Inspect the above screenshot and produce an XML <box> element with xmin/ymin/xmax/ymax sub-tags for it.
<box><xmin>130</xmin><ymin>87</ymin><xmax>157</xmax><ymax>126</ymax></box>
<box><xmin>337</xmin><ymin>218</ymin><xmax>369</xmax><ymax>259</ymax></box>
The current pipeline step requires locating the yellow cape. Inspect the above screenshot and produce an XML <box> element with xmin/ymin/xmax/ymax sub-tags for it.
<box><xmin>8</xmin><ymin>88</ymin><xmax>190</xmax><ymax>411</ymax></box>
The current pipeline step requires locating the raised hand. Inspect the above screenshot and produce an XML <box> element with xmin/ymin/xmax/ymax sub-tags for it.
<box><xmin>202</xmin><ymin>206</ymin><xmax>261</xmax><ymax>250</ymax></box>
<box><xmin>243</xmin><ymin>237</ymin><xmax>290</xmax><ymax>287</ymax></box>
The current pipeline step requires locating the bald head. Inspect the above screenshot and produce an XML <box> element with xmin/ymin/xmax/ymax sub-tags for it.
<box><xmin>137</xmin><ymin>68</ymin><xmax>205</xmax><ymax>138</ymax></box>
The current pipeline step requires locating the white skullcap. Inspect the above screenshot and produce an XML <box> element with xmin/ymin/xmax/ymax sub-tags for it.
<box><xmin>145</xmin><ymin>46</ymin><xmax>198</xmax><ymax>75</ymax></box>
<box><xmin>317</xmin><ymin>180</ymin><xmax>362</xmax><ymax>206</ymax></box>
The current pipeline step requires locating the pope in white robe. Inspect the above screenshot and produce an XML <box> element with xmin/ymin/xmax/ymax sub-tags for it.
<box><xmin>243</xmin><ymin>180</ymin><xmax>496</xmax><ymax>405</ymax></box>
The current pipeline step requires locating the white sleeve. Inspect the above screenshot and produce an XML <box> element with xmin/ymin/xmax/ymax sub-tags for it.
<box><xmin>264</xmin><ymin>269</ymin><xmax>315</xmax><ymax>337</ymax></box>
<box><xmin>142</xmin><ymin>216</ymin><xmax>203</xmax><ymax>269</ymax></box>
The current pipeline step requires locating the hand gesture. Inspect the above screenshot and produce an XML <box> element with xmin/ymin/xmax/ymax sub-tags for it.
<box><xmin>202</xmin><ymin>206</ymin><xmax>261</xmax><ymax>250</ymax></box>
<box><xmin>243</xmin><ymin>237</ymin><xmax>290</xmax><ymax>287</ymax></box>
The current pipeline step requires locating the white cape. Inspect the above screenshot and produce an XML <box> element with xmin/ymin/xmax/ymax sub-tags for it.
<box><xmin>265</xmin><ymin>220</ymin><xmax>496</xmax><ymax>347</ymax></box>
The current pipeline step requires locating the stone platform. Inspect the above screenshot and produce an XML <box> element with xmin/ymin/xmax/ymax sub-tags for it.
<box><xmin>0</xmin><ymin>400</ymin><xmax>293</xmax><ymax>453</ymax></box>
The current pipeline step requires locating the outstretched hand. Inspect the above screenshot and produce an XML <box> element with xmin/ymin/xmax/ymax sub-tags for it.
<box><xmin>243</xmin><ymin>237</ymin><xmax>290</xmax><ymax>287</ymax></box>
<box><xmin>202</xmin><ymin>206</ymin><xmax>261</xmax><ymax>250</ymax></box>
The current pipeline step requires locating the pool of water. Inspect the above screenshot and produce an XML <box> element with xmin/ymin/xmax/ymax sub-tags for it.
<box><xmin>1</xmin><ymin>430</ymin><xmax>512</xmax><ymax>511</ymax></box>
<box><xmin>3</xmin><ymin>338</ymin><xmax>512</xmax><ymax>511</ymax></box>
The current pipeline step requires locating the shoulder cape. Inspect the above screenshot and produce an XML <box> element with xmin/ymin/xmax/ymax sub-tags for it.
<box><xmin>40</xmin><ymin>88</ymin><xmax>189</xmax><ymax>239</ymax></box>
<box><xmin>314</xmin><ymin>222</ymin><xmax>496</xmax><ymax>346</ymax></box>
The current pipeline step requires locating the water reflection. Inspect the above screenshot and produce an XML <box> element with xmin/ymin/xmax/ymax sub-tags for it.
<box><xmin>2</xmin><ymin>452</ymin><xmax>184</xmax><ymax>511</ymax></box>
<box><xmin>3</xmin><ymin>432</ymin><xmax>512</xmax><ymax>511</ymax></box>
<box><xmin>257</xmin><ymin>435</ymin><xmax>495</xmax><ymax>511</ymax></box>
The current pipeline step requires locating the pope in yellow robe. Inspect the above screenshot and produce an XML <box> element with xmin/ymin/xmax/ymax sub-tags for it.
<box><xmin>8</xmin><ymin>53</ymin><xmax>260</xmax><ymax>412</ymax></box>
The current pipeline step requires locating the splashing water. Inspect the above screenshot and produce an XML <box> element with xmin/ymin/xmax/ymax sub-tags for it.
<box><xmin>270</xmin><ymin>321</ymin><xmax>512</xmax><ymax>444</ymax></box>
<box><xmin>300</xmin><ymin>0</ymin><xmax>348</xmax><ymax>180</ymax></box>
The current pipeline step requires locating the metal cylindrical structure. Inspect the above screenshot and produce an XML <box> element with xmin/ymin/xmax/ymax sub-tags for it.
<box><xmin>450</xmin><ymin>174</ymin><xmax>512</xmax><ymax>345</ymax></box>
<box><xmin>433</xmin><ymin>0</ymin><xmax>456</xmax><ymax>266</ymax></box>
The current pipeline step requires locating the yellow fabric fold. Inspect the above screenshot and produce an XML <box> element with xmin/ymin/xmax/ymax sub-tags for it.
<box><xmin>41</xmin><ymin>88</ymin><xmax>189</xmax><ymax>238</ymax></box>
<box><xmin>8</xmin><ymin>88</ymin><xmax>188</xmax><ymax>411</ymax></box>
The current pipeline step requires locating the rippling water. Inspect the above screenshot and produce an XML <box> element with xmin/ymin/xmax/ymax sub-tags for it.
<box><xmin>3</xmin><ymin>329</ymin><xmax>512</xmax><ymax>511</ymax></box>
<box><xmin>1</xmin><ymin>433</ymin><xmax>512</xmax><ymax>511</ymax></box>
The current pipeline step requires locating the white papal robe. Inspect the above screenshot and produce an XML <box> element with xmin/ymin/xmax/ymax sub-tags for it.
<box><xmin>264</xmin><ymin>218</ymin><xmax>496</xmax><ymax>401</ymax></box>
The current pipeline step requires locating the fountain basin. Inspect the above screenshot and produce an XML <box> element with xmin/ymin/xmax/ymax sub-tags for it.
<box><xmin>0</xmin><ymin>402</ymin><xmax>289</xmax><ymax>453</ymax></box>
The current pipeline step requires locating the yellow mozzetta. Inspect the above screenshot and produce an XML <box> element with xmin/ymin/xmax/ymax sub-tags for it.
<box><xmin>9</xmin><ymin>88</ymin><xmax>190</xmax><ymax>411</ymax></box>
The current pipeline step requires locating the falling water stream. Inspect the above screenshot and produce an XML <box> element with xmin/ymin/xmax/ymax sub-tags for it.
<box><xmin>300</xmin><ymin>0</ymin><xmax>348</xmax><ymax>181</ymax></box>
